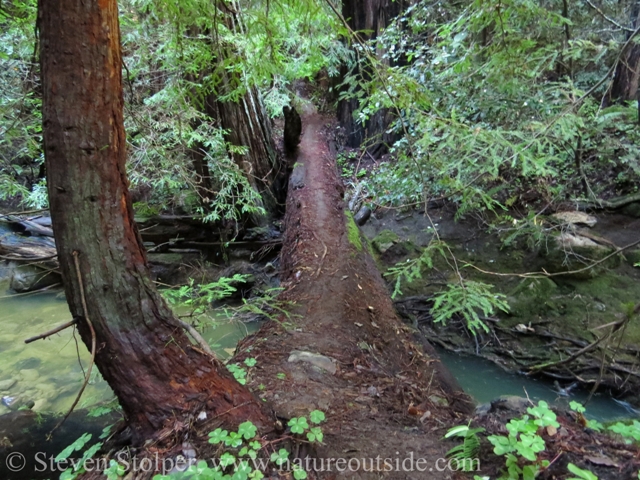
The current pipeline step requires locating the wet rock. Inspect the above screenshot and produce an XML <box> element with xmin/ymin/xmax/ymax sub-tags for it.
<box><xmin>0</xmin><ymin>379</ymin><xmax>16</xmax><ymax>391</ymax></box>
<box><xmin>535</xmin><ymin>233</ymin><xmax>620</xmax><ymax>279</ymax></box>
<box><xmin>428</xmin><ymin>395</ymin><xmax>449</xmax><ymax>407</ymax></box>
<box><xmin>489</xmin><ymin>395</ymin><xmax>530</xmax><ymax>414</ymax></box>
<box><xmin>475</xmin><ymin>402</ymin><xmax>491</xmax><ymax>417</ymax></box>
<box><xmin>552</xmin><ymin>211</ymin><xmax>597</xmax><ymax>227</ymax></box>
<box><xmin>287</xmin><ymin>350</ymin><xmax>337</xmax><ymax>374</ymax></box>
<box><xmin>508</xmin><ymin>277</ymin><xmax>559</xmax><ymax>316</ymax></box>
<box><xmin>372</xmin><ymin>230</ymin><xmax>399</xmax><ymax>254</ymax></box>
<box><xmin>0</xmin><ymin>409</ymin><xmax>118</xmax><ymax>479</ymax></box>
<box><xmin>10</xmin><ymin>265</ymin><xmax>60</xmax><ymax>293</ymax></box>
<box><xmin>32</xmin><ymin>399</ymin><xmax>49</xmax><ymax>411</ymax></box>
<box><xmin>148</xmin><ymin>252</ymin><xmax>200</xmax><ymax>285</ymax></box>
<box><xmin>354</xmin><ymin>206</ymin><xmax>372</xmax><ymax>226</ymax></box>
<box><xmin>621</xmin><ymin>201</ymin><xmax>640</xmax><ymax>218</ymax></box>
<box><xmin>625</xmin><ymin>249</ymin><xmax>640</xmax><ymax>267</ymax></box>
<box><xmin>2</xmin><ymin>395</ymin><xmax>34</xmax><ymax>411</ymax></box>
<box><xmin>15</xmin><ymin>357</ymin><xmax>42</xmax><ymax>369</ymax></box>
<box><xmin>35</xmin><ymin>383</ymin><xmax>57</xmax><ymax>399</ymax></box>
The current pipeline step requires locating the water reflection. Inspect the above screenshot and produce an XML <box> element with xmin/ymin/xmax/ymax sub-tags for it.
<box><xmin>437</xmin><ymin>348</ymin><xmax>637</xmax><ymax>422</ymax></box>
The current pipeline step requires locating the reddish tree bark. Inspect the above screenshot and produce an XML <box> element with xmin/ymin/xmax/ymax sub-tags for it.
<box><xmin>39</xmin><ymin>0</ymin><xmax>271</xmax><ymax>444</ymax></box>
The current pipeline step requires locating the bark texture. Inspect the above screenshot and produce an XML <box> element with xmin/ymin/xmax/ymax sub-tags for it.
<box><xmin>215</xmin><ymin>4</ymin><xmax>286</xmax><ymax>222</ymax></box>
<box><xmin>605</xmin><ymin>2</ymin><xmax>640</xmax><ymax>105</ymax></box>
<box><xmin>337</xmin><ymin>0</ymin><xmax>410</xmax><ymax>156</ymax></box>
<box><xmin>39</xmin><ymin>0</ymin><xmax>271</xmax><ymax>443</ymax></box>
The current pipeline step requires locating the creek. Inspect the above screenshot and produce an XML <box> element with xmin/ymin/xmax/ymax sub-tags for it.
<box><xmin>0</xmin><ymin>284</ymin><xmax>259</xmax><ymax>416</ymax></box>
<box><xmin>437</xmin><ymin>348</ymin><xmax>638</xmax><ymax>422</ymax></box>
<box><xmin>0</xmin><ymin>282</ymin><xmax>636</xmax><ymax>479</ymax></box>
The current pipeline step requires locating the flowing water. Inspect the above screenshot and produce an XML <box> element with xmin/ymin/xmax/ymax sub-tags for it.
<box><xmin>0</xmin><ymin>283</ymin><xmax>259</xmax><ymax>416</ymax></box>
<box><xmin>437</xmin><ymin>348</ymin><xmax>638</xmax><ymax>422</ymax></box>
<box><xmin>0</xmin><ymin>283</ymin><xmax>636</xmax><ymax>424</ymax></box>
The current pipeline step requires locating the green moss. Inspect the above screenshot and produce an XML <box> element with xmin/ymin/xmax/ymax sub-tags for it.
<box><xmin>507</xmin><ymin>277</ymin><xmax>560</xmax><ymax>318</ymax></box>
<box><xmin>345</xmin><ymin>211</ymin><xmax>363</xmax><ymax>252</ymax></box>
<box><xmin>625</xmin><ymin>249</ymin><xmax>640</xmax><ymax>266</ymax></box>
<box><xmin>371</xmin><ymin>229</ymin><xmax>400</xmax><ymax>254</ymax></box>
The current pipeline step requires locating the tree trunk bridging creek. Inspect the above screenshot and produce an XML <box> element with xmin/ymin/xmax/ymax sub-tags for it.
<box><xmin>39</xmin><ymin>0</ymin><xmax>271</xmax><ymax>444</ymax></box>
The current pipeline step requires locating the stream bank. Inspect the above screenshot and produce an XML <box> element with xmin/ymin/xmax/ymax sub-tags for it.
<box><xmin>360</xmin><ymin>204</ymin><xmax>640</xmax><ymax>408</ymax></box>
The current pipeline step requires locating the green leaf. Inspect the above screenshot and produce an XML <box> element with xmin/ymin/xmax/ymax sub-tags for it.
<box><xmin>309</xmin><ymin>410</ymin><xmax>326</xmax><ymax>424</ymax></box>
<box><xmin>288</xmin><ymin>417</ymin><xmax>310</xmax><ymax>434</ymax></box>
<box><xmin>270</xmin><ymin>448</ymin><xmax>289</xmax><ymax>466</ymax></box>
<box><xmin>293</xmin><ymin>465</ymin><xmax>308</xmax><ymax>479</ymax></box>
<box><xmin>208</xmin><ymin>428</ymin><xmax>229</xmax><ymax>444</ymax></box>
<box><xmin>567</xmin><ymin>463</ymin><xmax>599</xmax><ymax>480</ymax></box>
<box><xmin>238</xmin><ymin>421</ymin><xmax>258</xmax><ymax>440</ymax></box>
<box><xmin>220</xmin><ymin>452</ymin><xmax>236</xmax><ymax>468</ymax></box>
<box><xmin>56</xmin><ymin>433</ymin><xmax>92</xmax><ymax>462</ymax></box>
<box><xmin>307</xmin><ymin>427</ymin><xmax>324</xmax><ymax>443</ymax></box>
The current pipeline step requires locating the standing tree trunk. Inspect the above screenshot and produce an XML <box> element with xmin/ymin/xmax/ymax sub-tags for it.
<box><xmin>39</xmin><ymin>0</ymin><xmax>271</xmax><ymax>444</ymax></box>
<box><xmin>212</xmin><ymin>2</ymin><xmax>285</xmax><ymax>224</ymax></box>
<box><xmin>337</xmin><ymin>0</ymin><xmax>409</xmax><ymax>157</ymax></box>
<box><xmin>605</xmin><ymin>1</ymin><xmax>640</xmax><ymax>105</ymax></box>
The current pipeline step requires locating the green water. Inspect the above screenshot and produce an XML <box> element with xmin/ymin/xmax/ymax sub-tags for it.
<box><xmin>437</xmin><ymin>349</ymin><xmax>638</xmax><ymax>422</ymax></box>
<box><xmin>0</xmin><ymin>284</ymin><xmax>259</xmax><ymax>415</ymax></box>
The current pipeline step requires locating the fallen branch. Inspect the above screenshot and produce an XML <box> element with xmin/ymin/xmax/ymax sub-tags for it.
<box><xmin>468</xmin><ymin>238</ymin><xmax>640</xmax><ymax>279</ymax></box>
<box><xmin>24</xmin><ymin>318</ymin><xmax>77</xmax><ymax>344</ymax></box>
<box><xmin>526</xmin><ymin>321</ymin><xmax>622</xmax><ymax>372</ymax></box>
<box><xmin>177</xmin><ymin>318</ymin><xmax>218</xmax><ymax>360</ymax></box>
<box><xmin>50</xmin><ymin>251</ymin><xmax>96</xmax><ymax>435</ymax></box>
<box><xmin>576</xmin><ymin>191</ymin><xmax>640</xmax><ymax>210</ymax></box>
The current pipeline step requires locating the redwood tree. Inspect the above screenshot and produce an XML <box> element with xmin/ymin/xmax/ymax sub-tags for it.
<box><xmin>605</xmin><ymin>1</ymin><xmax>640</xmax><ymax>106</ymax></box>
<box><xmin>214</xmin><ymin>2</ymin><xmax>285</xmax><ymax>222</ymax></box>
<box><xmin>337</xmin><ymin>0</ymin><xmax>410</xmax><ymax>156</ymax></box>
<box><xmin>39</xmin><ymin>0</ymin><xmax>271</xmax><ymax>443</ymax></box>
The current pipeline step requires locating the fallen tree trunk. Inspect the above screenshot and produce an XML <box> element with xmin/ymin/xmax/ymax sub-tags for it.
<box><xmin>235</xmin><ymin>104</ymin><xmax>473</xmax><ymax>478</ymax></box>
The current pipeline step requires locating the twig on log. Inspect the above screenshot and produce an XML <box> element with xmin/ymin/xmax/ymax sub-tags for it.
<box><xmin>177</xmin><ymin>318</ymin><xmax>218</xmax><ymax>360</ymax></box>
<box><xmin>50</xmin><ymin>251</ymin><xmax>96</xmax><ymax>435</ymax></box>
<box><xmin>25</xmin><ymin>318</ymin><xmax>77</xmax><ymax>344</ymax></box>
<box><xmin>0</xmin><ymin>282</ymin><xmax>61</xmax><ymax>299</ymax></box>
<box><xmin>577</xmin><ymin>191</ymin><xmax>640</xmax><ymax>210</ymax></box>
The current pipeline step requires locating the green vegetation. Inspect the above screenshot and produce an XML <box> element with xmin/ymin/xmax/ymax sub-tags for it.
<box><xmin>444</xmin><ymin>423</ymin><xmax>484</xmax><ymax>472</ymax></box>
<box><xmin>5</xmin><ymin>0</ymin><xmax>640</xmax><ymax>477</ymax></box>
<box><xmin>55</xmin><ymin>410</ymin><xmax>326</xmax><ymax>480</ymax></box>
<box><xmin>355</xmin><ymin>1</ymin><xmax>640</xmax><ymax>214</ymax></box>
<box><xmin>149</xmin><ymin>411</ymin><xmax>325</xmax><ymax>480</ymax></box>
<box><xmin>345</xmin><ymin>210</ymin><xmax>363</xmax><ymax>252</ymax></box>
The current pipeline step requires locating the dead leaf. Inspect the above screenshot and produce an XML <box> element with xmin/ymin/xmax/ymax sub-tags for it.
<box><xmin>546</xmin><ymin>425</ymin><xmax>557</xmax><ymax>436</ymax></box>
<box><xmin>586</xmin><ymin>455</ymin><xmax>619</xmax><ymax>468</ymax></box>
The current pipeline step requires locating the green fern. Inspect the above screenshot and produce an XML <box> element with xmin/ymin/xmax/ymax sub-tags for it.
<box><xmin>432</xmin><ymin>281</ymin><xmax>509</xmax><ymax>336</ymax></box>
<box><xmin>444</xmin><ymin>423</ymin><xmax>484</xmax><ymax>472</ymax></box>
